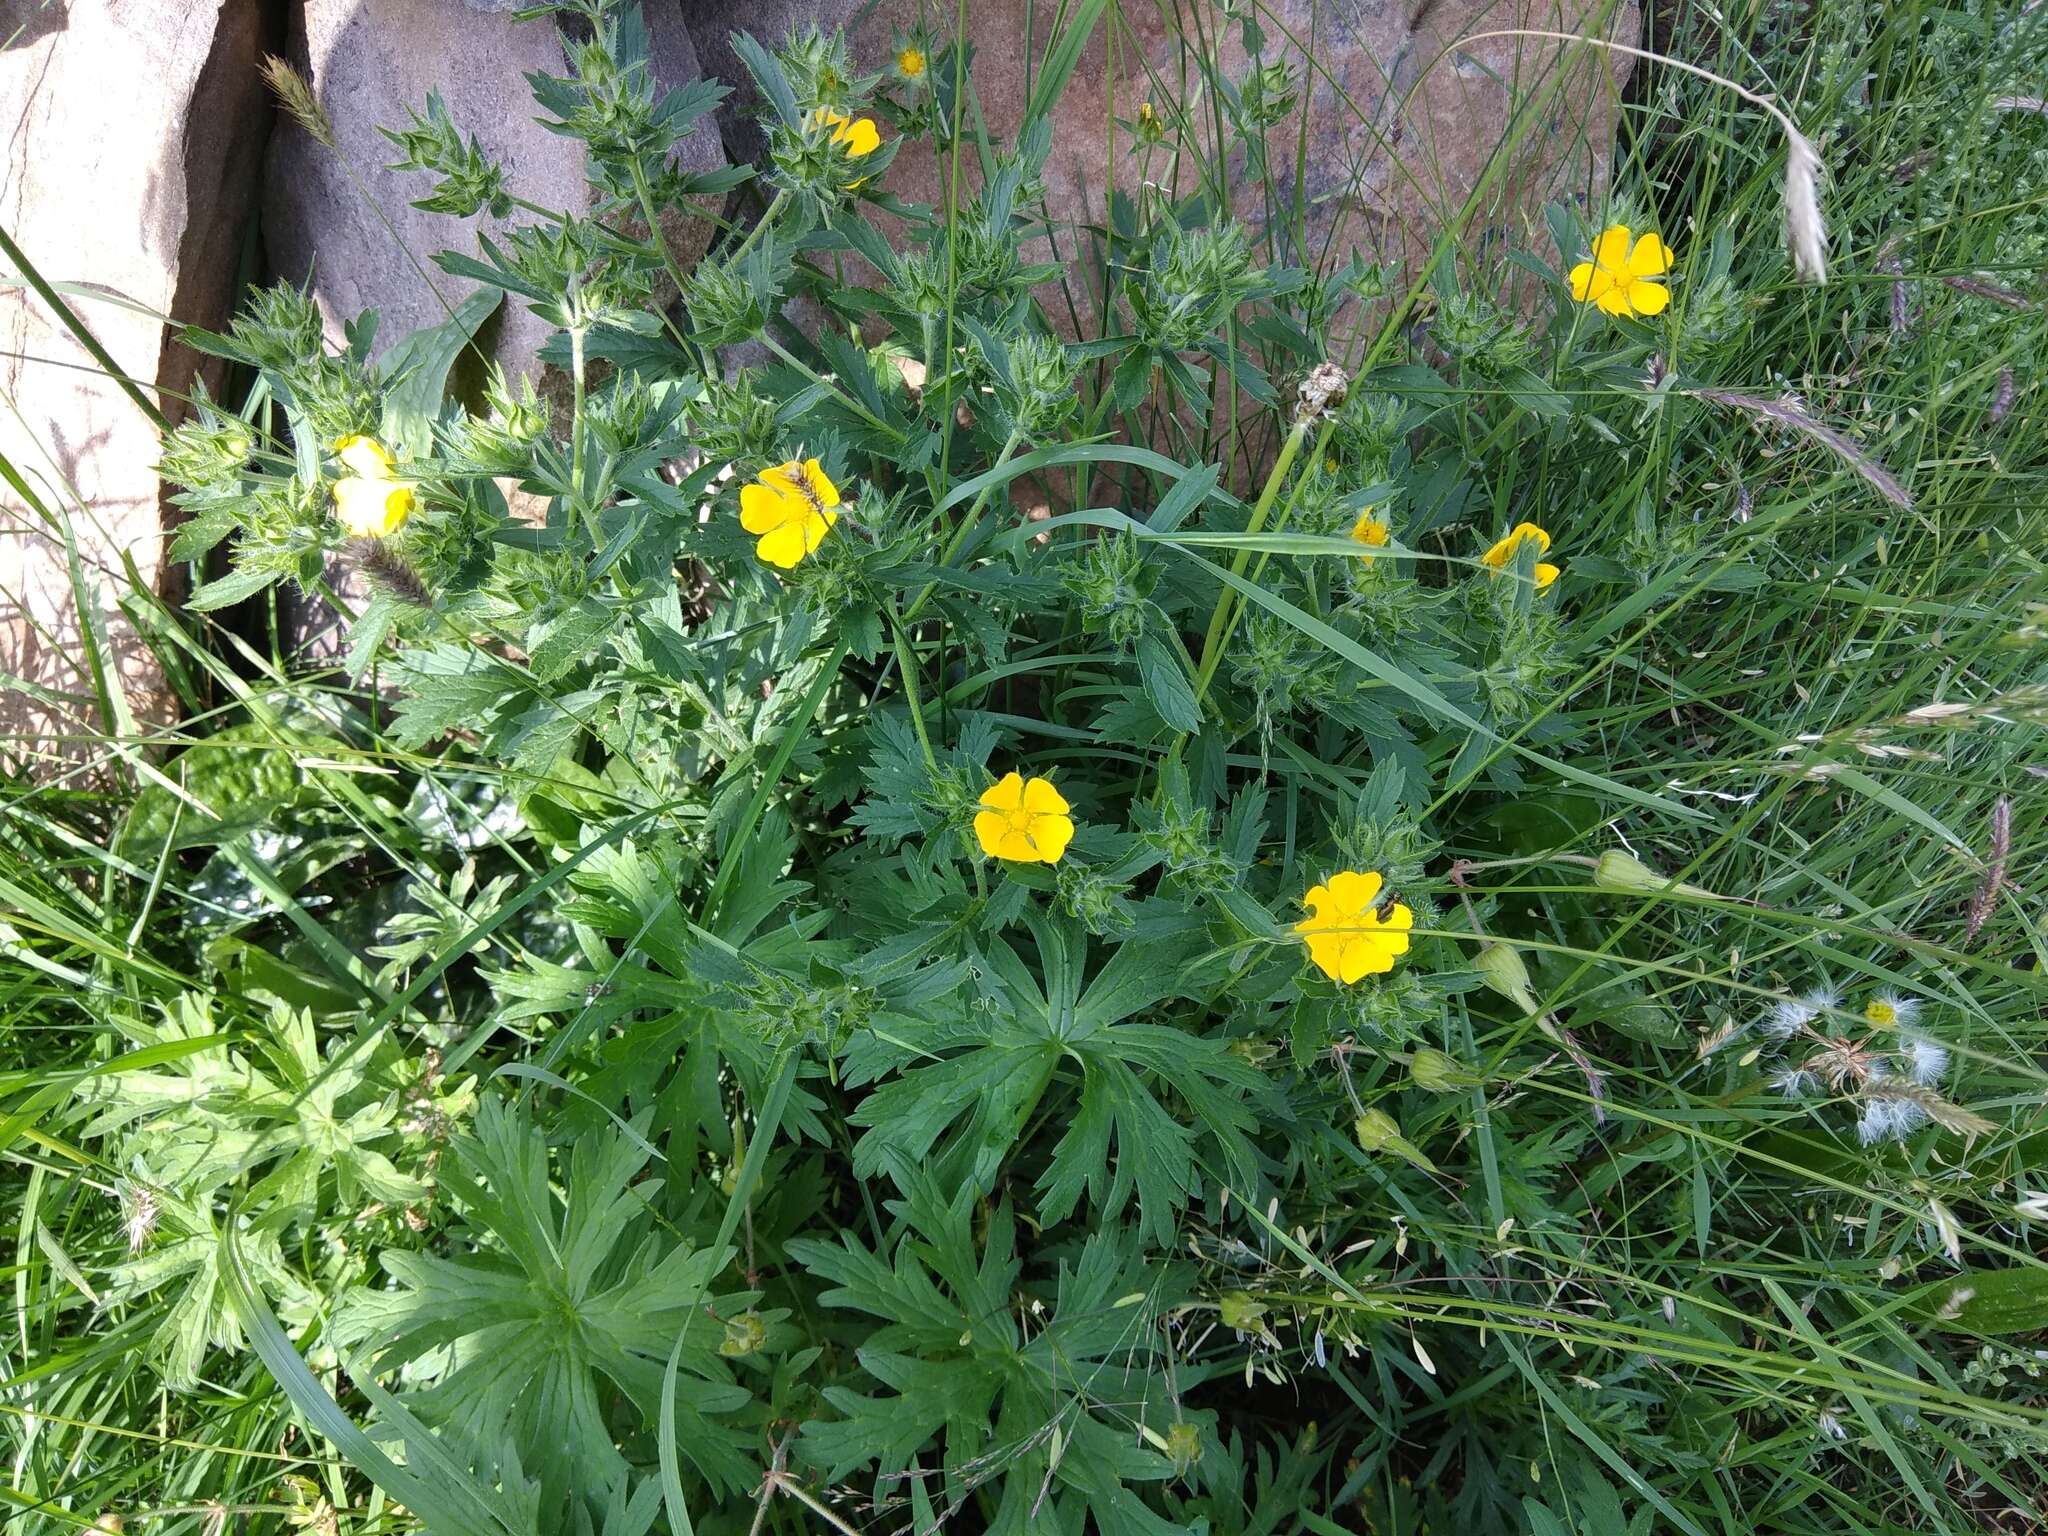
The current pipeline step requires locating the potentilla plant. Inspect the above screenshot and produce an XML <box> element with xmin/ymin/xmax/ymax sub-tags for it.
<box><xmin>138</xmin><ymin>1</ymin><xmax>2015</xmax><ymax>1530</ymax></box>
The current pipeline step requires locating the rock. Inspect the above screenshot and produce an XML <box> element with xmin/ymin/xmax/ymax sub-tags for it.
<box><xmin>268</xmin><ymin>0</ymin><xmax>727</xmax><ymax>663</ymax></box>
<box><xmin>0</xmin><ymin>0</ymin><xmax>269</xmax><ymax>763</ymax></box>
<box><xmin>265</xmin><ymin>0</ymin><xmax>727</xmax><ymax>387</ymax></box>
<box><xmin>685</xmin><ymin>0</ymin><xmax>1635</xmax><ymax>327</ymax></box>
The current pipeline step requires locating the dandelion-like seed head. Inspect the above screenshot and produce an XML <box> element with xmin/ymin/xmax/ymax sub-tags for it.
<box><xmin>1905</xmin><ymin>1037</ymin><xmax>1951</xmax><ymax>1087</ymax></box>
<box><xmin>1863</xmin><ymin>992</ymin><xmax>1920</xmax><ymax>1030</ymax></box>
<box><xmin>1762</xmin><ymin>995</ymin><xmax>1817</xmax><ymax>1039</ymax></box>
<box><xmin>1771</xmin><ymin>1067</ymin><xmax>1819</xmax><ymax>1096</ymax></box>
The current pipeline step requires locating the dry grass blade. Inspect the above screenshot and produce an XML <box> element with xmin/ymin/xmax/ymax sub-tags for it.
<box><xmin>1693</xmin><ymin>388</ymin><xmax>1914</xmax><ymax>509</ymax></box>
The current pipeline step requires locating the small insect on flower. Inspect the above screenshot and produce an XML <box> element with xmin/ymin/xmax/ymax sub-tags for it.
<box><xmin>1349</xmin><ymin>512</ymin><xmax>1390</xmax><ymax>557</ymax></box>
<box><xmin>1569</xmin><ymin>225</ymin><xmax>1673</xmax><ymax>318</ymax></box>
<box><xmin>332</xmin><ymin>434</ymin><xmax>415</xmax><ymax>538</ymax></box>
<box><xmin>1295</xmin><ymin>869</ymin><xmax>1414</xmax><ymax>983</ymax></box>
<box><xmin>810</xmin><ymin>107</ymin><xmax>881</xmax><ymax>158</ymax></box>
<box><xmin>1480</xmin><ymin>522</ymin><xmax>1560</xmax><ymax>590</ymax></box>
<box><xmin>739</xmin><ymin>458</ymin><xmax>840</xmax><ymax>569</ymax></box>
<box><xmin>974</xmin><ymin>771</ymin><xmax>1074</xmax><ymax>864</ymax></box>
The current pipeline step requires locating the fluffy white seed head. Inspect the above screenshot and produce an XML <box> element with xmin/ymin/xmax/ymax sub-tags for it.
<box><xmin>1785</xmin><ymin>130</ymin><xmax>1829</xmax><ymax>283</ymax></box>
<box><xmin>1906</xmin><ymin>1038</ymin><xmax>1951</xmax><ymax>1086</ymax></box>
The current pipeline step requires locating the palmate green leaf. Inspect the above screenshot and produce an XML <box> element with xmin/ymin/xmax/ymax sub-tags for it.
<box><xmin>336</xmin><ymin>1094</ymin><xmax>755</xmax><ymax>1504</ymax></box>
<box><xmin>845</xmin><ymin>913</ymin><xmax>1263</xmax><ymax>1242</ymax></box>
<box><xmin>793</xmin><ymin>1180</ymin><xmax>1198</xmax><ymax>1534</ymax></box>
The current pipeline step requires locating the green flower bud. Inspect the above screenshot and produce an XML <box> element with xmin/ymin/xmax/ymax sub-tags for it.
<box><xmin>1408</xmin><ymin>1047</ymin><xmax>1470</xmax><ymax>1093</ymax></box>
<box><xmin>1593</xmin><ymin>849</ymin><xmax>1716</xmax><ymax>900</ymax></box>
<box><xmin>1354</xmin><ymin>1107</ymin><xmax>1441</xmax><ymax>1173</ymax></box>
<box><xmin>1353</xmin><ymin>1106</ymin><xmax>1401</xmax><ymax>1151</ymax></box>
<box><xmin>1476</xmin><ymin>941</ymin><xmax>1538</xmax><ymax>1013</ymax></box>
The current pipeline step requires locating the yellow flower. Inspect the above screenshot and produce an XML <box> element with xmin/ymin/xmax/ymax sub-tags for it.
<box><xmin>1480</xmin><ymin>521</ymin><xmax>1559</xmax><ymax>590</ymax></box>
<box><xmin>331</xmin><ymin>433</ymin><xmax>414</xmax><ymax>539</ymax></box>
<box><xmin>810</xmin><ymin>108</ymin><xmax>881</xmax><ymax>158</ymax></box>
<box><xmin>739</xmin><ymin>458</ymin><xmax>840</xmax><ymax>569</ymax></box>
<box><xmin>1139</xmin><ymin>101</ymin><xmax>1155</xmax><ymax>124</ymax></box>
<box><xmin>1864</xmin><ymin>998</ymin><xmax>1897</xmax><ymax>1027</ymax></box>
<box><xmin>1295</xmin><ymin>869</ymin><xmax>1413</xmax><ymax>983</ymax></box>
<box><xmin>1568</xmin><ymin>224</ymin><xmax>1672</xmax><ymax>318</ymax></box>
<box><xmin>896</xmin><ymin>46</ymin><xmax>927</xmax><ymax>80</ymax></box>
<box><xmin>1349</xmin><ymin>512</ymin><xmax>1389</xmax><ymax>556</ymax></box>
<box><xmin>973</xmin><ymin>771</ymin><xmax>1074</xmax><ymax>864</ymax></box>
<box><xmin>336</xmin><ymin>434</ymin><xmax>396</xmax><ymax>479</ymax></box>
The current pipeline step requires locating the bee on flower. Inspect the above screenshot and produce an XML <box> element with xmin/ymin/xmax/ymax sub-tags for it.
<box><xmin>1568</xmin><ymin>225</ymin><xmax>1673</xmax><ymax>319</ymax></box>
<box><xmin>1295</xmin><ymin>870</ymin><xmax>1413</xmax><ymax>983</ymax></box>
<box><xmin>331</xmin><ymin>434</ymin><xmax>414</xmax><ymax>538</ymax></box>
<box><xmin>974</xmin><ymin>771</ymin><xmax>1073</xmax><ymax>864</ymax></box>
<box><xmin>739</xmin><ymin>458</ymin><xmax>840</xmax><ymax>569</ymax></box>
<box><xmin>1480</xmin><ymin>522</ymin><xmax>1559</xmax><ymax>590</ymax></box>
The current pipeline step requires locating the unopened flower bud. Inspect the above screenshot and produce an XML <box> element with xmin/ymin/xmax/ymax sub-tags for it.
<box><xmin>1408</xmin><ymin>1047</ymin><xmax>1470</xmax><ymax>1093</ymax></box>
<box><xmin>1354</xmin><ymin>1107</ymin><xmax>1440</xmax><ymax>1173</ymax></box>
<box><xmin>1594</xmin><ymin>849</ymin><xmax>1716</xmax><ymax>900</ymax></box>
<box><xmin>1353</xmin><ymin>1107</ymin><xmax>1400</xmax><ymax>1151</ymax></box>
<box><xmin>1476</xmin><ymin>941</ymin><xmax>1538</xmax><ymax>1013</ymax></box>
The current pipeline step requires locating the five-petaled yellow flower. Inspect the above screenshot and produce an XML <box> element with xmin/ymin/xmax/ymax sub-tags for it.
<box><xmin>1481</xmin><ymin>521</ymin><xmax>1560</xmax><ymax>591</ymax></box>
<box><xmin>974</xmin><ymin>771</ymin><xmax>1074</xmax><ymax>864</ymax></box>
<box><xmin>896</xmin><ymin>46</ymin><xmax>927</xmax><ymax>80</ymax></box>
<box><xmin>811</xmin><ymin>108</ymin><xmax>881</xmax><ymax>159</ymax></box>
<box><xmin>1568</xmin><ymin>224</ymin><xmax>1673</xmax><ymax>318</ymax></box>
<box><xmin>1295</xmin><ymin>870</ymin><xmax>1413</xmax><ymax>983</ymax></box>
<box><xmin>739</xmin><ymin>458</ymin><xmax>840</xmax><ymax>569</ymax></box>
<box><xmin>1349</xmin><ymin>512</ymin><xmax>1389</xmax><ymax>557</ymax></box>
<box><xmin>332</xmin><ymin>433</ymin><xmax>414</xmax><ymax>539</ymax></box>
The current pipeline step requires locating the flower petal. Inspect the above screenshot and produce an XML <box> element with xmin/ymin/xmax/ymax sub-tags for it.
<box><xmin>979</xmin><ymin>771</ymin><xmax>1026</xmax><ymax>813</ymax></box>
<box><xmin>1324</xmin><ymin>869</ymin><xmax>1382</xmax><ymax>914</ymax></box>
<box><xmin>1592</xmin><ymin>224</ymin><xmax>1633</xmax><ymax>272</ymax></box>
<box><xmin>1626</xmin><ymin>278</ymin><xmax>1670</xmax><ymax>316</ymax></box>
<box><xmin>1021</xmin><ymin>775</ymin><xmax>1069</xmax><ymax>815</ymax></box>
<box><xmin>335</xmin><ymin>477</ymin><xmax>412</xmax><ymax>538</ymax></box>
<box><xmin>740</xmin><ymin>482</ymin><xmax>794</xmax><ymax>534</ymax></box>
<box><xmin>1595</xmin><ymin>283</ymin><xmax>1636</xmax><ymax>317</ymax></box>
<box><xmin>755</xmin><ymin>521</ymin><xmax>808</xmax><ymax>568</ymax></box>
<box><xmin>973</xmin><ymin>810</ymin><xmax>1011</xmax><ymax>858</ymax></box>
<box><xmin>1567</xmin><ymin>261</ymin><xmax>1600</xmax><ymax>302</ymax></box>
<box><xmin>1338</xmin><ymin>938</ymin><xmax>1390</xmax><ymax>984</ymax></box>
<box><xmin>1028</xmin><ymin>813</ymin><xmax>1074</xmax><ymax>864</ymax></box>
<box><xmin>837</xmin><ymin>117</ymin><xmax>881</xmax><ymax>157</ymax></box>
<box><xmin>997</xmin><ymin>826</ymin><xmax>1044</xmax><ymax>862</ymax></box>
<box><xmin>802</xmin><ymin>508</ymin><xmax>836</xmax><ymax>554</ymax></box>
<box><xmin>335</xmin><ymin>434</ymin><xmax>395</xmax><ymax>479</ymax></box>
<box><xmin>801</xmin><ymin>458</ymin><xmax>841</xmax><ymax>508</ymax></box>
<box><xmin>1303</xmin><ymin>932</ymin><xmax>1348</xmax><ymax>980</ymax></box>
<box><xmin>1534</xmin><ymin>562</ymin><xmax>1561</xmax><ymax>590</ymax></box>
<box><xmin>1628</xmin><ymin>232</ymin><xmax>1673</xmax><ymax>277</ymax></box>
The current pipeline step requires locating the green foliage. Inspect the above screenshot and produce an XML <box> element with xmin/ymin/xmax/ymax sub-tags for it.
<box><xmin>9</xmin><ymin>1</ymin><xmax>2048</xmax><ymax>1534</ymax></box>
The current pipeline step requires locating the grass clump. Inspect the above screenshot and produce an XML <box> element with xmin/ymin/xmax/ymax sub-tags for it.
<box><xmin>4</xmin><ymin>0</ymin><xmax>2048</xmax><ymax>1532</ymax></box>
